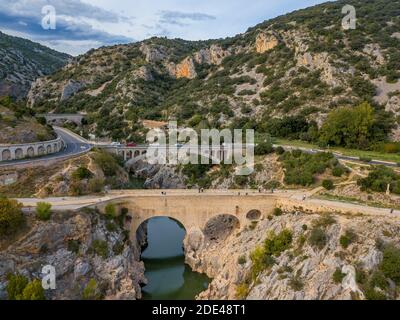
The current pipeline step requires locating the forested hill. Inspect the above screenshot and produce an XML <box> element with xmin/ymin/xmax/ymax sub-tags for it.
<box><xmin>0</xmin><ymin>31</ymin><xmax>71</xmax><ymax>99</ymax></box>
<box><xmin>27</xmin><ymin>0</ymin><xmax>400</xmax><ymax>149</ymax></box>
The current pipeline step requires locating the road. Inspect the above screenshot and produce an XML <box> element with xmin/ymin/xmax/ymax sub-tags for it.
<box><xmin>274</xmin><ymin>144</ymin><xmax>399</xmax><ymax>168</ymax></box>
<box><xmin>0</xmin><ymin>126</ymin><xmax>92</xmax><ymax>168</ymax></box>
<box><xmin>15</xmin><ymin>189</ymin><xmax>400</xmax><ymax>219</ymax></box>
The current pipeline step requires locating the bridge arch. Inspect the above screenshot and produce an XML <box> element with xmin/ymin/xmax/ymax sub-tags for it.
<box><xmin>37</xmin><ymin>146</ymin><xmax>45</xmax><ymax>156</ymax></box>
<box><xmin>2</xmin><ymin>149</ymin><xmax>11</xmax><ymax>161</ymax></box>
<box><xmin>46</xmin><ymin>145</ymin><xmax>52</xmax><ymax>154</ymax></box>
<box><xmin>246</xmin><ymin>209</ymin><xmax>261</xmax><ymax>221</ymax></box>
<box><xmin>27</xmin><ymin>147</ymin><xmax>35</xmax><ymax>157</ymax></box>
<box><xmin>203</xmin><ymin>214</ymin><xmax>240</xmax><ymax>242</ymax></box>
<box><xmin>15</xmin><ymin>148</ymin><xmax>23</xmax><ymax>159</ymax></box>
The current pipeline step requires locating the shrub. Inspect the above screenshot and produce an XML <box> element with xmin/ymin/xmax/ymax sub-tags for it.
<box><xmin>308</xmin><ymin>227</ymin><xmax>328</xmax><ymax>250</ymax></box>
<box><xmin>313</xmin><ymin>215</ymin><xmax>336</xmax><ymax>228</ymax></box>
<box><xmin>275</xmin><ymin>146</ymin><xmax>285</xmax><ymax>155</ymax></box>
<box><xmin>250</xmin><ymin>246</ymin><xmax>274</xmax><ymax>279</ymax></box>
<box><xmin>364</xmin><ymin>287</ymin><xmax>387</xmax><ymax>300</ymax></box>
<box><xmin>340</xmin><ymin>229</ymin><xmax>358</xmax><ymax>249</ymax></box>
<box><xmin>289</xmin><ymin>276</ymin><xmax>304</xmax><ymax>291</ymax></box>
<box><xmin>322</xmin><ymin>179</ymin><xmax>334</xmax><ymax>190</ymax></box>
<box><xmin>332</xmin><ymin>166</ymin><xmax>345</xmax><ymax>177</ymax></box>
<box><xmin>0</xmin><ymin>198</ymin><xmax>25</xmax><ymax>237</ymax></box>
<box><xmin>235</xmin><ymin>283</ymin><xmax>249</xmax><ymax>299</ymax></box>
<box><xmin>104</xmin><ymin>203</ymin><xmax>116</xmax><ymax>219</ymax></box>
<box><xmin>91</xmin><ymin>239</ymin><xmax>108</xmax><ymax>259</ymax></box>
<box><xmin>67</xmin><ymin>239</ymin><xmax>80</xmax><ymax>254</ymax></box>
<box><xmin>6</xmin><ymin>273</ymin><xmax>29</xmax><ymax>300</ymax></box>
<box><xmin>302</xmin><ymin>224</ymin><xmax>308</xmax><ymax>231</ymax></box>
<box><xmin>92</xmin><ymin>151</ymin><xmax>120</xmax><ymax>176</ymax></box>
<box><xmin>264</xmin><ymin>230</ymin><xmax>293</xmax><ymax>257</ymax></box>
<box><xmin>72</xmin><ymin>166</ymin><xmax>93</xmax><ymax>180</ymax></box>
<box><xmin>255</xmin><ymin>141</ymin><xmax>273</xmax><ymax>155</ymax></box>
<box><xmin>332</xmin><ymin>268</ymin><xmax>346</xmax><ymax>284</ymax></box>
<box><xmin>358</xmin><ymin>166</ymin><xmax>400</xmax><ymax>194</ymax></box>
<box><xmin>273</xmin><ymin>208</ymin><xmax>283</xmax><ymax>216</ymax></box>
<box><xmin>36</xmin><ymin>202</ymin><xmax>52</xmax><ymax>221</ymax></box>
<box><xmin>88</xmin><ymin>178</ymin><xmax>105</xmax><ymax>193</ymax></box>
<box><xmin>106</xmin><ymin>222</ymin><xmax>117</xmax><ymax>232</ymax></box>
<box><xmin>20</xmin><ymin>280</ymin><xmax>45</xmax><ymax>300</ymax></box>
<box><xmin>238</xmin><ymin>255</ymin><xmax>247</xmax><ymax>265</ymax></box>
<box><xmin>82</xmin><ymin>279</ymin><xmax>102</xmax><ymax>300</ymax></box>
<box><xmin>380</xmin><ymin>244</ymin><xmax>400</xmax><ymax>285</ymax></box>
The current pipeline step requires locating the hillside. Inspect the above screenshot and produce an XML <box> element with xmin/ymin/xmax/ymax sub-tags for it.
<box><xmin>0</xmin><ymin>31</ymin><xmax>71</xmax><ymax>99</ymax></box>
<box><xmin>27</xmin><ymin>0</ymin><xmax>400</xmax><ymax>145</ymax></box>
<box><xmin>0</xmin><ymin>97</ymin><xmax>55</xmax><ymax>144</ymax></box>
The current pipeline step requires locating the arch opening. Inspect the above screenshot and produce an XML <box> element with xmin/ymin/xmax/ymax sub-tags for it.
<box><xmin>27</xmin><ymin>147</ymin><xmax>34</xmax><ymax>157</ymax></box>
<box><xmin>2</xmin><ymin>149</ymin><xmax>11</xmax><ymax>161</ymax></box>
<box><xmin>246</xmin><ymin>209</ymin><xmax>262</xmax><ymax>221</ymax></box>
<box><xmin>37</xmin><ymin>146</ymin><xmax>45</xmax><ymax>156</ymax></box>
<box><xmin>203</xmin><ymin>214</ymin><xmax>239</xmax><ymax>242</ymax></box>
<box><xmin>15</xmin><ymin>148</ymin><xmax>23</xmax><ymax>159</ymax></box>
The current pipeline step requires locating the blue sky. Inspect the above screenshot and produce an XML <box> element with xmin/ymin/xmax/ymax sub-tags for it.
<box><xmin>0</xmin><ymin>0</ymin><xmax>327</xmax><ymax>56</ymax></box>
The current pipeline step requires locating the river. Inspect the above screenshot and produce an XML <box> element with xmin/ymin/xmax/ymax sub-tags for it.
<box><xmin>141</xmin><ymin>217</ymin><xmax>211</xmax><ymax>300</ymax></box>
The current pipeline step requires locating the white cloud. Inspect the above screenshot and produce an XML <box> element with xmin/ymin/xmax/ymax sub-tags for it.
<box><xmin>0</xmin><ymin>0</ymin><xmax>327</xmax><ymax>55</ymax></box>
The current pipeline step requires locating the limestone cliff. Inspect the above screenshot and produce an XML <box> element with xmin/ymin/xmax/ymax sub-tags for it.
<box><xmin>0</xmin><ymin>209</ymin><xmax>146</xmax><ymax>300</ymax></box>
<box><xmin>255</xmin><ymin>32</ymin><xmax>279</xmax><ymax>53</ymax></box>
<box><xmin>184</xmin><ymin>210</ymin><xmax>400</xmax><ymax>300</ymax></box>
<box><xmin>168</xmin><ymin>57</ymin><xmax>197</xmax><ymax>79</ymax></box>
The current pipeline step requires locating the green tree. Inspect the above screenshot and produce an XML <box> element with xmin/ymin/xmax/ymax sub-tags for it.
<box><xmin>319</xmin><ymin>102</ymin><xmax>375</xmax><ymax>149</ymax></box>
<box><xmin>0</xmin><ymin>198</ymin><xmax>25</xmax><ymax>237</ymax></box>
<box><xmin>20</xmin><ymin>280</ymin><xmax>45</xmax><ymax>300</ymax></box>
<box><xmin>380</xmin><ymin>244</ymin><xmax>400</xmax><ymax>285</ymax></box>
<box><xmin>6</xmin><ymin>273</ymin><xmax>29</xmax><ymax>300</ymax></box>
<box><xmin>322</xmin><ymin>179</ymin><xmax>334</xmax><ymax>190</ymax></box>
<box><xmin>104</xmin><ymin>203</ymin><xmax>116</xmax><ymax>219</ymax></box>
<box><xmin>36</xmin><ymin>202</ymin><xmax>52</xmax><ymax>221</ymax></box>
<box><xmin>82</xmin><ymin>279</ymin><xmax>101</xmax><ymax>300</ymax></box>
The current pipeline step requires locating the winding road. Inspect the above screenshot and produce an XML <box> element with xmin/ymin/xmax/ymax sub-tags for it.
<box><xmin>0</xmin><ymin>126</ymin><xmax>92</xmax><ymax>168</ymax></box>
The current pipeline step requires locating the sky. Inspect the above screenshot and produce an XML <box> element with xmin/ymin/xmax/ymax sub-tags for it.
<box><xmin>0</xmin><ymin>0</ymin><xmax>327</xmax><ymax>56</ymax></box>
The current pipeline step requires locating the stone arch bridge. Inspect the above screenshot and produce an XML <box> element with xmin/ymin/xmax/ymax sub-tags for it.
<box><xmin>92</xmin><ymin>192</ymin><xmax>279</xmax><ymax>238</ymax></box>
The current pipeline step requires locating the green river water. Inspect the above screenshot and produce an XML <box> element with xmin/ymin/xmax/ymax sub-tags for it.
<box><xmin>141</xmin><ymin>217</ymin><xmax>211</xmax><ymax>300</ymax></box>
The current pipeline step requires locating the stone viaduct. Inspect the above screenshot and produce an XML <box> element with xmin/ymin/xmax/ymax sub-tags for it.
<box><xmin>0</xmin><ymin>137</ymin><xmax>64</xmax><ymax>162</ymax></box>
<box><xmin>38</xmin><ymin>113</ymin><xmax>85</xmax><ymax>125</ymax></box>
<box><xmin>92</xmin><ymin>193</ymin><xmax>279</xmax><ymax>239</ymax></box>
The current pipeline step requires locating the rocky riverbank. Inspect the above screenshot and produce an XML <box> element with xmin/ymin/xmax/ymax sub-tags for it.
<box><xmin>184</xmin><ymin>210</ymin><xmax>400</xmax><ymax>300</ymax></box>
<box><xmin>0</xmin><ymin>208</ymin><xmax>146</xmax><ymax>300</ymax></box>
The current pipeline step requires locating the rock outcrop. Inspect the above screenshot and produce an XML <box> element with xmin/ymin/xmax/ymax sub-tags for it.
<box><xmin>126</xmin><ymin>159</ymin><xmax>185</xmax><ymax>189</ymax></box>
<box><xmin>255</xmin><ymin>32</ymin><xmax>279</xmax><ymax>53</ymax></box>
<box><xmin>184</xmin><ymin>211</ymin><xmax>400</xmax><ymax>300</ymax></box>
<box><xmin>194</xmin><ymin>45</ymin><xmax>231</xmax><ymax>65</ymax></box>
<box><xmin>60</xmin><ymin>80</ymin><xmax>83</xmax><ymax>101</ymax></box>
<box><xmin>140</xmin><ymin>43</ymin><xmax>167</xmax><ymax>63</ymax></box>
<box><xmin>168</xmin><ymin>57</ymin><xmax>197</xmax><ymax>79</ymax></box>
<box><xmin>0</xmin><ymin>209</ymin><xmax>146</xmax><ymax>300</ymax></box>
